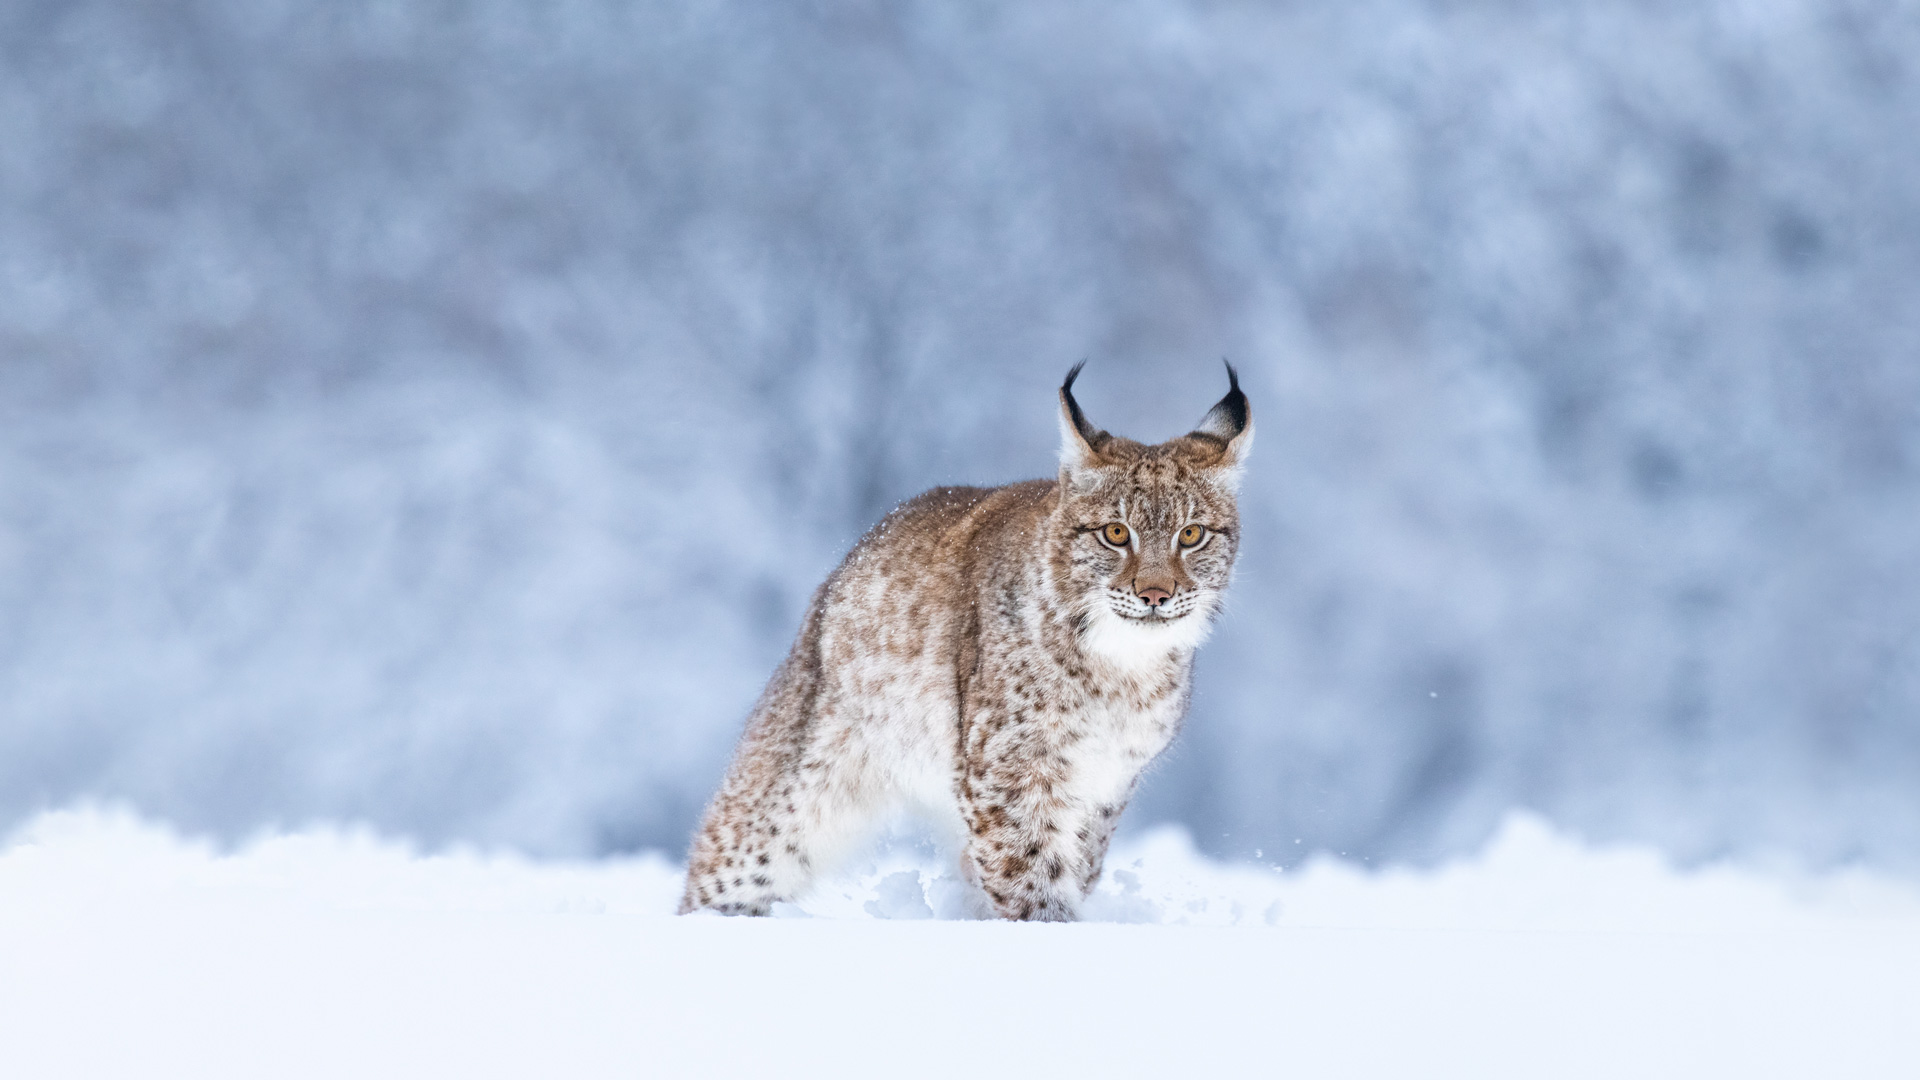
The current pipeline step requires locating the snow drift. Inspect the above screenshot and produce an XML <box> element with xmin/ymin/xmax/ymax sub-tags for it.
<box><xmin>3</xmin><ymin>807</ymin><xmax>1917</xmax><ymax>1079</ymax></box>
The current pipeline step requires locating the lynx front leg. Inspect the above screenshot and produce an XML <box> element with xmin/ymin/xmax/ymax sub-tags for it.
<box><xmin>960</xmin><ymin>731</ymin><xmax>1125</xmax><ymax>921</ymax></box>
<box><xmin>961</xmin><ymin>793</ymin><xmax>1124</xmax><ymax>921</ymax></box>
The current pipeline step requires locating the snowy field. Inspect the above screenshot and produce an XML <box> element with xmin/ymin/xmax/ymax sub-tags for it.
<box><xmin>4</xmin><ymin>808</ymin><xmax>1918</xmax><ymax>1079</ymax></box>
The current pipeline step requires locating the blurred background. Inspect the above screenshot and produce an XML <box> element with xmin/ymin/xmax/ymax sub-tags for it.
<box><xmin>3</xmin><ymin>0</ymin><xmax>1918</xmax><ymax>870</ymax></box>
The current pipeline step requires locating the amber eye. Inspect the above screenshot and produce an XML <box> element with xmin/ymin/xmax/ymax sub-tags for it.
<box><xmin>1101</xmin><ymin>522</ymin><xmax>1132</xmax><ymax>547</ymax></box>
<box><xmin>1178</xmin><ymin>524</ymin><xmax>1207</xmax><ymax>548</ymax></box>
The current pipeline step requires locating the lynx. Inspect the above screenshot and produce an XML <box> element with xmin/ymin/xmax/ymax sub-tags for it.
<box><xmin>680</xmin><ymin>364</ymin><xmax>1251</xmax><ymax>921</ymax></box>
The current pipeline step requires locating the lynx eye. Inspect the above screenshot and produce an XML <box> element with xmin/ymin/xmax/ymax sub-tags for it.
<box><xmin>1178</xmin><ymin>524</ymin><xmax>1207</xmax><ymax>548</ymax></box>
<box><xmin>1101</xmin><ymin>522</ymin><xmax>1132</xmax><ymax>547</ymax></box>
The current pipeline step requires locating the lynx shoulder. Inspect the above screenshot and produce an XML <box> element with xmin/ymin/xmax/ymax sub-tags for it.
<box><xmin>680</xmin><ymin>365</ymin><xmax>1252</xmax><ymax>921</ymax></box>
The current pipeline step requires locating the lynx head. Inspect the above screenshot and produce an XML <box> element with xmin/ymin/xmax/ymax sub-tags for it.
<box><xmin>1052</xmin><ymin>362</ymin><xmax>1253</xmax><ymax>669</ymax></box>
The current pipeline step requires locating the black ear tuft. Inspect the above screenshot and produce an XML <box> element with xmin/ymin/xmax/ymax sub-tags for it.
<box><xmin>1191</xmin><ymin>359</ymin><xmax>1250</xmax><ymax>444</ymax></box>
<box><xmin>1060</xmin><ymin>360</ymin><xmax>1107</xmax><ymax>450</ymax></box>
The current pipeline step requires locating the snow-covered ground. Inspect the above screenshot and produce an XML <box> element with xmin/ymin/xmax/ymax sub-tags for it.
<box><xmin>4</xmin><ymin>808</ymin><xmax>1917</xmax><ymax>1079</ymax></box>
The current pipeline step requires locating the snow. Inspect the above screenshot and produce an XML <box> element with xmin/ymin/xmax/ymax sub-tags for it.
<box><xmin>5</xmin><ymin>807</ymin><xmax>1917</xmax><ymax>1078</ymax></box>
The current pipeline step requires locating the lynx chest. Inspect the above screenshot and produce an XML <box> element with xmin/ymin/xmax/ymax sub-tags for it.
<box><xmin>1044</xmin><ymin>669</ymin><xmax>1188</xmax><ymax>810</ymax></box>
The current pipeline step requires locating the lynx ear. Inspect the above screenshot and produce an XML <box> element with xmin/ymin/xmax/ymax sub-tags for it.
<box><xmin>1058</xmin><ymin>361</ymin><xmax>1110</xmax><ymax>474</ymax></box>
<box><xmin>1190</xmin><ymin>360</ymin><xmax>1253</xmax><ymax>490</ymax></box>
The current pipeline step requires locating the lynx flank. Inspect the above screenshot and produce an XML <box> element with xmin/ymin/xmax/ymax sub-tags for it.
<box><xmin>680</xmin><ymin>365</ymin><xmax>1251</xmax><ymax>921</ymax></box>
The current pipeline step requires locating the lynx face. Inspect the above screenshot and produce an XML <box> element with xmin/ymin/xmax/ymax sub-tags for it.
<box><xmin>1054</xmin><ymin>364</ymin><xmax>1252</xmax><ymax>668</ymax></box>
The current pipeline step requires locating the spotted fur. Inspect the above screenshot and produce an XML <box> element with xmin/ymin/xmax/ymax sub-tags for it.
<box><xmin>679</xmin><ymin>365</ymin><xmax>1252</xmax><ymax>920</ymax></box>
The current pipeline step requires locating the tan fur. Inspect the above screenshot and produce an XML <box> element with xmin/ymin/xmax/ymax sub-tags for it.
<box><xmin>680</xmin><ymin>366</ymin><xmax>1252</xmax><ymax>920</ymax></box>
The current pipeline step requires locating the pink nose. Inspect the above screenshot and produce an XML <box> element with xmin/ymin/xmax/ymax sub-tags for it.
<box><xmin>1138</xmin><ymin>588</ymin><xmax>1171</xmax><ymax>608</ymax></box>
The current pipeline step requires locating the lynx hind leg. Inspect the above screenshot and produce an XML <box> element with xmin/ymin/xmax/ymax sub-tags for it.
<box><xmin>679</xmin><ymin>702</ymin><xmax>821</xmax><ymax>914</ymax></box>
<box><xmin>680</xmin><ymin>710</ymin><xmax>887</xmax><ymax>915</ymax></box>
<box><xmin>678</xmin><ymin>778</ymin><xmax>813</xmax><ymax>916</ymax></box>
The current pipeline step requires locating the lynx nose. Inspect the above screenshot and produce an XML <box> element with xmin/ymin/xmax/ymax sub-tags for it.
<box><xmin>1137</xmin><ymin>587</ymin><xmax>1172</xmax><ymax>608</ymax></box>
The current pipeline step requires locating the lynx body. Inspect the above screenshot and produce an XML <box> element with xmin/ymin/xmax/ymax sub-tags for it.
<box><xmin>680</xmin><ymin>366</ymin><xmax>1252</xmax><ymax>921</ymax></box>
